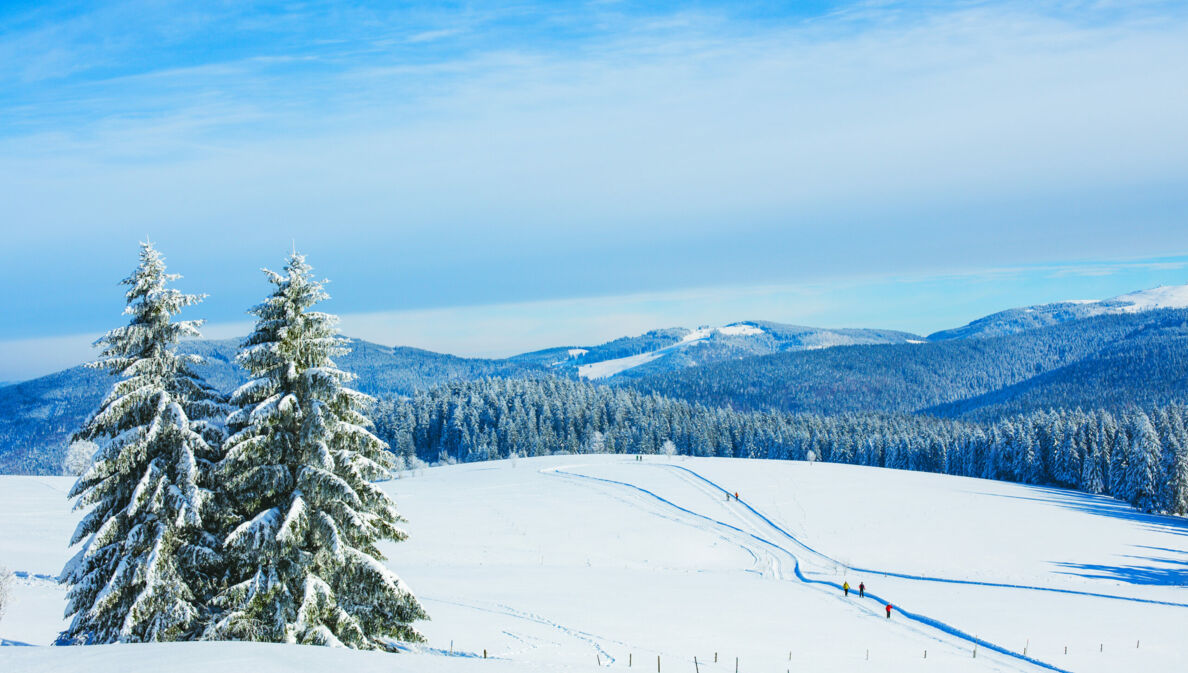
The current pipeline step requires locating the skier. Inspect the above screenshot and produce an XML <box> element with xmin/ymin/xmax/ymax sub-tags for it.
<box><xmin>859</xmin><ymin>582</ymin><xmax>865</xmax><ymax>598</ymax></box>
<box><xmin>843</xmin><ymin>582</ymin><xmax>850</xmax><ymax>597</ymax></box>
<box><xmin>885</xmin><ymin>604</ymin><xmax>892</xmax><ymax>619</ymax></box>
<box><xmin>734</xmin><ymin>491</ymin><xmax>739</xmax><ymax>501</ymax></box>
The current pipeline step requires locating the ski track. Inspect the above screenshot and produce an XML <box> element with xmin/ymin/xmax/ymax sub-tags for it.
<box><xmin>664</xmin><ymin>463</ymin><xmax>1188</xmax><ymax>609</ymax></box>
<box><xmin>423</xmin><ymin>596</ymin><xmax>617</xmax><ymax>665</ymax></box>
<box><xmin>546</xmin><ymin>463</ymin><xmax>1078</xmax><ymax>673</ymax></box>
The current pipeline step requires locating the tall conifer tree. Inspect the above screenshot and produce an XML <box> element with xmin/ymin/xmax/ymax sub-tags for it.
<box><xmin>207</xmin><ymin>252</ymin><xmax>426</xmax><ymax>649</ymax></box>
<box><xmin>59</xmin><ymin>242</ymin><xmax>223</xmax><ymax>644</ymax></box>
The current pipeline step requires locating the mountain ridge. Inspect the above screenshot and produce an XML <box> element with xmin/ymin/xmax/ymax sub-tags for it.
<box><xmin>4</xmin><ymin>282</ymin><xmax>1188</xmax><ymax>474</ymax></box>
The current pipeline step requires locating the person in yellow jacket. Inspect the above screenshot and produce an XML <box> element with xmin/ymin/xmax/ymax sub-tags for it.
<box><xmin>843</xmin><ymin>581</ymin><xmax>850</xmax><ymax>597</ymax></box>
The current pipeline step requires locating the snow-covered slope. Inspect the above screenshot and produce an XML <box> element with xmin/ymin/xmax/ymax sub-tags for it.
<box><xmin>1100</xmin><ymin>284</ymin><xmax>1188</xmax><ymax>312</ymax></box>
<box><xmin>577</xmin><ymin>324</ymin><xmax>762</xmax><ymax>380</ymax></box>
<box><xmin>930</xmin><ymin>283</ymin><xmax>1188</xmax><ymax>341</ymax></box>
<box><xmin>3</xmin><ymin>456</ymin><xmax>1185</xmax><ymax>672</ymax></box>
<box><xmin>572</xmin><ymin>321</ymin><xmax>918</xmax><ymax>380</ymax></box>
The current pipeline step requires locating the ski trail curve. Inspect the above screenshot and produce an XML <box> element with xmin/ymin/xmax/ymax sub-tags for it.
<box><xmin>545</xmin><ymin>464</ymin><xmax>1075</xmax><ymax>673</ymax></box>
<box><xmin>664</xmin><ymin>463</ymin><xmax>1188</xmax><ymax>609</ymax></box>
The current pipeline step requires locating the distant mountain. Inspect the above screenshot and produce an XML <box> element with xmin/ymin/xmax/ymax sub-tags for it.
<box><xmin>925</xmin><ymin>309</ymin><xmax>1188</xmax><ymax>419</ymax></box>
<box><xmin>624</xmin><ymin>309</ymin><xmax>1188</xmax><ymax>417</ymax></box>
<box><xmin>7</xmin><ymin>283</ymin><xmax>1188</xmax><ymax>475</ymax></box>
<box><xmin>0</xmin><ymin>339</ymin><xmax>548</xmax><ymax>475</ymax></box>
<box><xmin>514</xmin><ymin>321</ymin><xmax>920</xmax><ymax>380</ymax></box>
<box><xmin>928</xmin><ymin>283</ymin><xmax>1188</xmax><ymax>341</ymax></box>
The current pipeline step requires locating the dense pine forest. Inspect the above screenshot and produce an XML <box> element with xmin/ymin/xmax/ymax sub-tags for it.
<box><xmin>376</xmin><ymin>377</ymin><xmax>1188</xmax><ymax>516</ymax></box>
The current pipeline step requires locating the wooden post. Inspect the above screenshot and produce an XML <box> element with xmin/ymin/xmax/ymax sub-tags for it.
<box><xmin>598</xmin><ymin>654</ymin><xmax>602</xmax><ymax>667</ymax></box>
<box><xmin>694</xmin><ymin>656</ymin><xmax>700</xmax><ymax>673</ymax></box>
<box><xmin>735</xmin><ymin>656</ymin><xmax>738</xmax><ymax>673</ymax></box>
<box><xmin>1024</xmin><ymin>638</ymin><xmax>1029</xmax><ymax>656</ymax></box>
<box><xmin>1137</xmin><ymin>640</ymin><xmax>1141</xmax><ymax>649</ymax></box>
<box><xmin>865</xmin><ymin>649</ymin><xmax>869</xmax><ymax>660</ymax></box>
<box><xmin>483</xmin><ymin>649</ymin><xmax>487</xmax><ymax>659</ymax></box>
<box><xmin>714</xmin><ymin>653</ymin><xmax>718</xmax><ymax>663</ymax></box>
<box><xmin>658</xmin><ymin>654</ymin><xmax>661</xmax><ymax>673</ymax></box>
<box><xmin>1100</xmin><ymin>643</ymin><xmax>1103</xmax><ymax>653</ymax></box>
<box><xmin>924</xmin><ymin>650</ymin><xmax>927</xmax><ymax>659</ymax></box>
<box><xmin>630</xmin><ymin>653</ymin><xmax>633</xmax><ymax>667</ymax></box>
<box><xmin>1064</xmin><ymin>645</ymin><xmax>1067</xmax><ymax>655</ymax></box>
<box><xmin>449</xmin><ymin>640</ymin><xmax>453</xmax><ymax>655</ymax></box>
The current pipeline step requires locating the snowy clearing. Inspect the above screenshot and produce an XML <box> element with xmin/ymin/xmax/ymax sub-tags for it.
<box><xmin>2</xmin><ymin>456</ymin><xmax>1186</xmax><ymax>672</ymax></box>
<box><xmin>578</xmin><ymin>324</ymin><xmax>766</xmax><ymax>379</ymax></box>
<box><xmin>1058</xmin><ymin>284</ymin><xmax>1188</xmax><ymax>315</ymax></box>
<box><xmin>577</xmin><ymin>351</ymin><xmax>665</xmax><ymax>379</ymax></box>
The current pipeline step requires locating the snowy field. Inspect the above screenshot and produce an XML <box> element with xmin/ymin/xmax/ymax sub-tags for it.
<box><xmin>2</xmin><ymin>456</ymin><xmax>1186</xmax><ymax>672</ymax></box>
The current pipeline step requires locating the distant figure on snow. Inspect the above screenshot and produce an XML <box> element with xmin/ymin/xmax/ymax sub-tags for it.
<box><xmin>843</xmin><ymin>582</ymin><xmax>850</xmax><ymax>597</ymax></box>
<box><xmin>734</xmin><ymin>491</ymin><xmax>739</xmax><ymax>501</ymax></box>
<box><xmin>885</xmin><ymin>604</ymin><xmax>893</xmax><ymax>619</ymax></box>
<box><xmin>859</xmin><ymin>582</ymin><xmax>865</xmax><ymax>598</ymax></box>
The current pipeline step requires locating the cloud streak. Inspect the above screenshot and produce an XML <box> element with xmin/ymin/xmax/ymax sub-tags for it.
<box><xmin>1</xmin><ymin>1</ymin><xmax>1186</xmax><ymax>343</ymax></box>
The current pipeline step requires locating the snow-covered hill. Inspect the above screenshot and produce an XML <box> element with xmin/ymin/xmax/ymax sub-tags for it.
<box><xmin>929</xmin><ymin>283</ymin><xmax>1188</xmax><ymax>341</ymax></box>
<box><xmin>3</xmin><ymin>456</ymin><xmax>1185</xmax><ymax>672</ymax></box>
<box><xmin>565</xmin><ymin>321</ymin><xmax>918</xmax><ymax>380</ymax></box>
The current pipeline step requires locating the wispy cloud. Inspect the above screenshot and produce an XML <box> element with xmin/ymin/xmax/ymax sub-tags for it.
<box><xmin>1</xmin><ymin>1</ymin><xmax>1187</xmax><ymax>345</ymax></box>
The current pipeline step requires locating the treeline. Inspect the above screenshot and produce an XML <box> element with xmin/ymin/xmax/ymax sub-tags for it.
<box><xmin>375</xmin><ymin>377</ymin><xmax>1188</xmax><ymax>516</ymax></box>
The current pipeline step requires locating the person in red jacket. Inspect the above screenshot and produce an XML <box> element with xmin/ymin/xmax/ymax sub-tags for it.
<box><xmin>885</xmin><ymin>604</ymin><xmax>893</xmax><ymax>619</ymax></box>
<box><xmin>859</xmin><ymin>582</ymin><xmax>865</xmax><ymax>598</ymax></box>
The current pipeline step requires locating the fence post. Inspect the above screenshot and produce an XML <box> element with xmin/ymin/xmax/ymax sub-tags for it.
<box><xmin>658</xmin><ymin>654</ymin><xmax>661</xmax><ymax>673</ymax></box>
<box><xmin>694</xmin><ymin>656</ymin><xmax>700</xmax><ymax>673</ymax></box>
<box><xmin>483</xmin><ymin>649</ymin><xmax>487</xmax><ymax>659</ymax></box>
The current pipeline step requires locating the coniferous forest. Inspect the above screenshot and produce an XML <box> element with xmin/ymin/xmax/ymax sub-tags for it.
<box><xmin>375</xmin><ymin>377</ymin><xmax>1188</xmax><ymax>516</ymax></box>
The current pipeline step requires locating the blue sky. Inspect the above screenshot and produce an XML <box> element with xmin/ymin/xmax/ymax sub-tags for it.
<box><xmin>2</xmin><ymin>1</ymin><xmax>1187</xmax><ymax>381</ymax></box>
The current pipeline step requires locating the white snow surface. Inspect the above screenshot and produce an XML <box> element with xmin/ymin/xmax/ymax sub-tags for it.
<box><xmin>714</xmin><ymin>324</ymin><xmax>764</xmax><ymax>337</ymax></box>
<box><xmin>1102</xmin><ymin>284</ymin><xmax>1188</xmax><ymax>312</ymax></box>
<box><xmin>576</xmin><ymin>350</ymin><xmax>665</xmax><ymax>379</ymax></box>
<box><xmin>578</xmin><ymin>323</ymin><xmax>765</xmax><ymax>379</ymax></box>
<box><xmin>3</xmin><ymin>456</ymin><xmax>1187</xmax><ymax>672</ymax></box>
<box><xmin>1057</xmin><ymin>283</ymin><xmax>1188</xmax><ymax>316</ymax></box>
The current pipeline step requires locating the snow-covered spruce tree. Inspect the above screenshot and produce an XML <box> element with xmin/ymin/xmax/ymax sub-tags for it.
<box><xmin>59</xmin><ymin>242</ymin><xmax>224</xmax><ymax>644</ymax></box>
<box><xmin>208</xmin><ymin>252</ymin><xmax>426</xmax><ymax>649</ymax></box>
<box><xmin>1125</xmin><ymin>411</ymin><xmax>1163</xmax><ymax>512</ymax></box>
